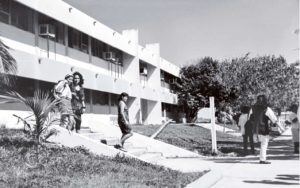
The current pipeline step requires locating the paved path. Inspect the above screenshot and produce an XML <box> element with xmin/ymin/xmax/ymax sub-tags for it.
<box><xmin>187</xmin><ymin>128</ymin><xmax>300</xmax><ymax>188</ymax></box>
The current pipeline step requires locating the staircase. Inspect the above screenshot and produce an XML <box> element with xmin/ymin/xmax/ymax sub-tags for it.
<box><xmin>78</xmin><ymin>127</ymin><xmax>165</xmax><ymax>164</ymax></box>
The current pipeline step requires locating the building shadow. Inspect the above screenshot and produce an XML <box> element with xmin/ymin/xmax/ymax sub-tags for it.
<box><xmin>244</xmin><ymin>180</ymin><xmax>299</xmax><ymax>185</ymax></box>
<box><xmin>244</xmin><ymin>174</ymin><xmax>300</xmax><ymax>185</ymax></box>
<box><xmin>276</xmin><ymin>174</ymin><xmax>300</xmax><ymax>181</ymax></box>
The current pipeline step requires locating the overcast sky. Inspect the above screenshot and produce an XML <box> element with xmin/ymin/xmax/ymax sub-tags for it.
<box><xmin>64</xmin><ymin>0</ymin><xmax>299</xmax><ymax>66</ymax></box>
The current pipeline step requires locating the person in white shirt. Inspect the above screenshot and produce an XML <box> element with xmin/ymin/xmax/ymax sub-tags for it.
<box><xmin>249</xmin><ymin>95</ymin><xmax>284</xmax><ymax>164</ymax></box>
<box><xmin>285</xmin><ymin>104</ymin><xmax>299</xmax><ymax>153</ymax></box>
<box><xmin>238</xmin><ymin>106</ymin><xmax>254</xmax><ymax>155</ymax></box>
<box><xmin>54</xmin><ymin>74</ymin><xmax>74</xmax><ymax>130</ymax></box>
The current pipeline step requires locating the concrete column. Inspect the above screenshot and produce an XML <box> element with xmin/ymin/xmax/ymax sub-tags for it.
<box><xmin>33</xmin><ymin>11</ymin><xmax>39</xmax><ymax>46</ymax></box>
<box><xmin>122</xmin><ymin>29</ymin><xmax>139</xmax><ymax>83</ymax></box>
<box><xmin>88</xmin><ymin>36</ymin><xmax>92</xmax><ymax>63</ymax></box>
<box><xmin>145</xmin><ymin>100</ymin><xmax>162</xmax><ymax>125</ymax></box>
<box><xmin>128</xmin><ymin>97</ymin><xmax>142</xmax><ymax>124</ymax></box>
<box><xmin>145</xmin><ymin>43</ymin><xmax>161</xmax><ymax>89</ymax></box>
<box><xmin>64</xmin><ymin>25</ymin><xmax>68</xmax><ymax>56</ymax></box>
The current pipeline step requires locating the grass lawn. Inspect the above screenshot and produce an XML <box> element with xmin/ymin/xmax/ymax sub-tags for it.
<box><xmin>0</xmin><ymin>128</ymin><xmax>205</xmax><ymax>188</ymax></box>
<box><xmin>131</xmin><ymin>124</ymin><xmax>247</xmax><ymax>156</ymax></box>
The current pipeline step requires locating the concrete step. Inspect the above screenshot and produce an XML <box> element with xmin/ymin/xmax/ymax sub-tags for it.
<box><xmin>127</xmin><ymin>147</ymin><xmax>148</xmax><ymax>156</ymax></box>
<box><xmin>123</xmin><ymin>142</ymin><xmax>133</xmax><ymax>149</ymax></box>
<box><xmin>81</xmin><ymin>133</ymin><xmax>105</xmax><ymax>140</ymax></box>
<box><xmin>100</xmin><ymin>137</ymin><xmax>120</xmax><ymax>146</ymax></box>
<box><xmin>77</xmin><ymin>127</ymin><xmax>92</xmax><ymax>134</ymax></box>
<box><xmin>139</xmin><ymin>152</ymin><xmax>164</xmax><ymax>163</ymax></box>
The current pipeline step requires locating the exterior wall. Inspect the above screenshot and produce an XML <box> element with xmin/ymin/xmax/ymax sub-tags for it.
<box><xmin>1</xmin><ymin>0</ymin><xmax>180</xmax><ymax>124</ymax></box>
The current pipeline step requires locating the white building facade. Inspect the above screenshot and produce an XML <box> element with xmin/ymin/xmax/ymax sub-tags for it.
<box><xmin>0</xmin><ymin>0</ymin><xmax>181</xmax><ymax>124</ymax></box>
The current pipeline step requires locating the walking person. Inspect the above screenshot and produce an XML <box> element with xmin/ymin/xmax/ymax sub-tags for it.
<box><xmin>71</xmin><ymin>72</ymin><xmax>86</xmax><ymax>133</ymax></box>
<box><xmin>238</xmin><ymin>106</ymin><xmax>254</xmax><ymax>155</ymax></box>
<box><xmin>115</xmin><ymin>92</ymin><xmax>132</xmax><ymax>151</ymax></box>
<box><xmin>285</xmin><ymin>104</ymin><xmax>299</xmax><ymax>153</ymax></box>
<box><xmin>54</xmin><ymin>74</ymin><xmax>75</xmax><ymax>130</ymax></box>
<box><xmin>249</xmin><ymin>94</ymin><xmax>284</xmax><ymax>164</ymax></box>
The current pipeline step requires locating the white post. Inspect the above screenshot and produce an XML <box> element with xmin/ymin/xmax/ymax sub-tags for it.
<box><xmin>210</xmin><ymin>97</ymin><xmax>218</xmax><ymax>154</ymax></box>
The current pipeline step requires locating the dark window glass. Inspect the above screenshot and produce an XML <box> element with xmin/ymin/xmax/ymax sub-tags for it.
<box><xmin>0</xmin><ymin>0</ymin><xmax>9</xmax><ymax>24</ymax></box>
<box><xmin>11</xmin><ymin>1</ymin><xmax>34</xmax><ymax>33</ymax></box>
<box><xmin>0</xmin><ymin>0</ymin><xmax>9</xmax><ymax>12</ymax></box>
<box><xmin>92</xmin><ymin>90</ymin><xmax>109</xmax><ymax>106</ymax></box>
<box><xmin>68</xmin><ymin>27</ymin><xmax>89</xmax><ymax>53</ymax></box>
<box><xmin>91</xmin><ymin>38</ymin><xmax>108</xmax><ymax>58</ymax></box>
<box><xmin>110</xmin><ymin>93</ymin><xmax>119</xmax><ymax>106</ymax></box>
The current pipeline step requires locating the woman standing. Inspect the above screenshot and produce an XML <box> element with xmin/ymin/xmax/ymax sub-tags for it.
<box><xmin>116</xmin><ymin>92</ymin><xmax>132</xmax><ymax>151</ymax></box>
<box><xmin>54</xmin><ymin>74</ymin><xmax>74</xmax><ymax>130</ymax></box>
<box><xmin>71</xmin><ymin>72</ymin><xmax>86</xmax><ymax>133</ymax></box>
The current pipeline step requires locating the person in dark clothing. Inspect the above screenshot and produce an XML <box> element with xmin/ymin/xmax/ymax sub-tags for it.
<box><xmin>238</xmin><ymin>106</ymin><xmax>254</xmax><ymax>155</ymax></box>
<box><xmin>115</xmin><ymin>92</ymin><xmax>132</xmax><ymax>151</ymax></box>
<box><xmin>249</xmin><ymin>95</ymin><xmax>284</xmax><ymax>164</ymax></box>
<box><xmin>71</xmin><ymin>72</ymin><xmax>86</xmax><ymax>133</ymax></box>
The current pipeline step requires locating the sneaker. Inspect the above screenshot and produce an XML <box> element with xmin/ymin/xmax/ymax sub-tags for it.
<box><xmin>259</xmin><ymin>161</ymin><xmax>271</xmax><ymax>164</ymax></box>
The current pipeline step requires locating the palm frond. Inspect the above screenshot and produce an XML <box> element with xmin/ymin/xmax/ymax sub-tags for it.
<box><xmin>0</xmin><ymin>39</ymin><xmax>17</xmax><ymax>74</ymax></box>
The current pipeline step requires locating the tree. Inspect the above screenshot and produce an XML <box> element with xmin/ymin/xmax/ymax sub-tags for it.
<box><xmin>176</xmin><ymin>57</ymin><xmax>233</xmax><ymax>122</ymax></box>
<box><xmin>220</xmin><ymin>55</ymin><xmax>299</xmax><ymax>110</ymax></box>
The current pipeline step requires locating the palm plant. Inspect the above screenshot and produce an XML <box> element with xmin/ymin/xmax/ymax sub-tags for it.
<box><xmin>0</xmin><ymin>90</ymin><xmax>60</xmax><ymax>144</ymax></box>
<box><xmin>0</xmin><ymin>38</ymin><xmax>17</xmax><ymax>86</ymax></box>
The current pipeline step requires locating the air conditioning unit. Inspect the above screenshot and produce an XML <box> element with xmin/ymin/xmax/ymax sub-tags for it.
<box><xmin>140</xmin><ymin>67</ymin><xmax>148</xmax><ymax>75</ymax></box>
<box><xmin>103</xmin><ymin>52</ymin><xmax>116</xmax><ymax>62</ymax></box>
<box><xmin>39</xmin><ymin>24</ymin><xmax>55</xmax><ymax>38</ymax></box>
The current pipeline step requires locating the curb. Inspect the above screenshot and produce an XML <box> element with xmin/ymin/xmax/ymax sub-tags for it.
<box><xmin>185</xmin><ymin>169</ymin><xmax>223</xmax><ymax>188</ymax></box>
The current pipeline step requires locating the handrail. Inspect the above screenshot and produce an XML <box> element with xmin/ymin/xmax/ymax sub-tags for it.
<box><xmin>150</xmin><ymin>119</ymin><xmax>174</xmax><ymax>139</ymax></box>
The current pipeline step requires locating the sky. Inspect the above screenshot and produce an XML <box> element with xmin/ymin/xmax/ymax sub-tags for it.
<box><xmin>64</xmin><ymin>0</ymin><xmax>299</xmax><ymax>66</ymax></box>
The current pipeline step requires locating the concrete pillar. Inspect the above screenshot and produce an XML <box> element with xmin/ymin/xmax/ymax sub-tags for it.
<box><xmin>127</xmin><ymin>97</ymin><xmax>142</xmax><ymax>124</ymax></box>
<box><xmin>64</xmin><ymin>25</ymin><xmax>68</xmax><ymax>56</ymax></box>
<box><xmin>144</xmin><ymin>43</ymin><xmax>163</xmax><ymax>124</ymax></box>
<box><xmin>145</xmin><ymin>43</ymin><xmax>161</xmax><ymax>89</ymax></box>
<box><xmin>145</xmin><ymin>100</ymin><xmax>162</xmax><ymax>125</ymax></box>
<box><xmin>122</xmin><ymin>29</ymin><xmax>139</xmax><ymax>83</ymax></box>
<box><xmin>88</xmin><ymin>36</ymin><xmax>92</xmax><ymax>63</ymax></box>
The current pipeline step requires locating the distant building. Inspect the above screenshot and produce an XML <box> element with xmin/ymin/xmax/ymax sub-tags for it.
<box><xmin>0</xmin><ymin>0</ymin><xmax>181</xmax><ymax>124</ymax></box>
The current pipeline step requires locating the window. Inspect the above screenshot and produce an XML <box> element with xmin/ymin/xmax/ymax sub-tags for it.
<box><xmin>139</xmin><ymin>61</ymin><xmax>148</xmax><ymax>86</ymax></box>
<box><xmin>68</xmin><ymin>27</ymin><xmax>89</xmax><ymax>53</ymax></box>
<box><xmin>92</xmin><ymin>90</ymin><xmax>109</xmax><ymax>106</ymax></box>
<box><xmin>110</xmin><ymin>93</ymin><xmax>119</xmax><ymax>106</ymax></box>
<box><xmin>91</xmin><ymin>38</ymin><xmax>108</xmax><ymax>58</ymax></box>
<box><xmin>0</xmin><ymin>0</ymin><xmax>9</xmax><ymax>24</ymax></box>
<box><xmin>38</xmin><ymin>13</ymin><xmax>65</xmax><ymax>44</ymax></box>
<box><xmin>11</xmin><ymin>1</ymin><xmax>34</xmax><ymax>33</ymax></box>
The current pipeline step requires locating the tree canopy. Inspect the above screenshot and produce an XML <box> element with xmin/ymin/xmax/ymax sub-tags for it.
<box><xmin>176</xmin><ymin>55</ymin><xmax>299</xmax><ymax>122</ymax></box>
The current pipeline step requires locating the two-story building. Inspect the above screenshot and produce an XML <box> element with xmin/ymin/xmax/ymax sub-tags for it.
<box><xmin>0</xmin><ymin>0</ymin><xmax>181</xmax><ymax>124</ymax></box>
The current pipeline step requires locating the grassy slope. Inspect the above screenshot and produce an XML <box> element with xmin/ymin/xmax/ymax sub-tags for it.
<box><xmin>132</xmin><ymin>124</ymin><xmax>245</xmax><ymax>156</ymax></box>
<box><xmin>0</xmin><ymin>129</ymin><xmax>205</xmax><ymax>188</ymax></box>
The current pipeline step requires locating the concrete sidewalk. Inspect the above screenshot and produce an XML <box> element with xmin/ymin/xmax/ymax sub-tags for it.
<box><xmin>186</xmin><ymin>128</ymin><xmax>300</xmax><ymax>188</ymax></box>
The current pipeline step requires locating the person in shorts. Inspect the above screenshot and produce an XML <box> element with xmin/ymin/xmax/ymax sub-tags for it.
<box><xmin>116</xmin><ymin>92</ymin><xmax>132</xmax><ymax>151</ymax></box>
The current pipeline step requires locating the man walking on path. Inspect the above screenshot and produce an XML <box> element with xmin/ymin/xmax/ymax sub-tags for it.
<box><xmin>186</xmin><ymin>127</ymin><xmax>299</xmax><ymax>188</ymax></box>
<box><xmin>249</xmin><ymin>94</ymin><xmax>284</xmax><ymax>164</ymax></box>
